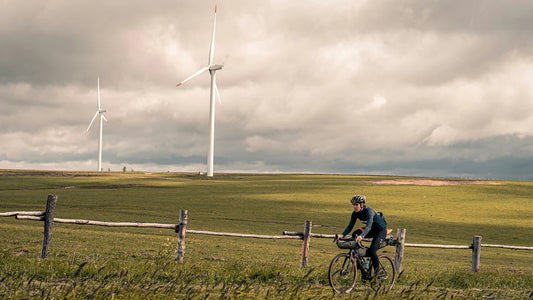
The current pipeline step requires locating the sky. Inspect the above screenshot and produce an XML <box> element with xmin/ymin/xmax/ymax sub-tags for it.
<box><xmin>1</xmin><ymin>0</ymin><xmax>533</xmax><ymax>180</ymax></box>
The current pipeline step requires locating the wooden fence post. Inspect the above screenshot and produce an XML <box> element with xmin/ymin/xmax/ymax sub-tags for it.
<box><xmin>472</xmin><ymin>235</ymin><xmax>482</xmax><ymax>272</ymax></box>
<box><xmin>175</xmin><ymin>209</ymin><xmax>188</xmax><ymax>264</ymax></box>
<box><xmin>40</xmin><ymin>194</ymin><xmax>58</xmax><ymax>259</ymax></box>
<box><xmin>300</xmin><ymin>220</ymin><xmax>312</xmax><ymax>268</ymax></box>
<box><xmin>394</xmin><ymin>228</ymin><xmax>406</xmax><ymax>273</ymax></box>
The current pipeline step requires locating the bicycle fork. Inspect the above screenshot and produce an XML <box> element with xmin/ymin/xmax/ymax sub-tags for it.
<box><xmin>340</xmin><ymin>255</ymin><xmax>353</xmax><ymax>276</ymax></box>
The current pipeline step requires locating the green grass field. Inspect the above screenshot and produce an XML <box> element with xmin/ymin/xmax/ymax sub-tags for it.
<box><xmin>0</xmin><ymin>170</ymin><xmax>532</xmax><ymax>299</ymax></box>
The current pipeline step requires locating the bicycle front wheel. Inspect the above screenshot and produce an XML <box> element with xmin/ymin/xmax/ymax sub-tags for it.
<box><xmin>328</xmin><ymin>253</ymin><xmax>357</xmax><ymax>293</ymax></box>
<box><xmin>371</xmin><ymin>254</ymin><xmax>396</xmax><ymax>293</ymax></box>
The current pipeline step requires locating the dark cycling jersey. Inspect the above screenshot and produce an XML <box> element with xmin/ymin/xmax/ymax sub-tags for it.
<box><xmin>341</xmin><ymin>206</ymin><xmax>387</xmax><ymax>238</ymax></box>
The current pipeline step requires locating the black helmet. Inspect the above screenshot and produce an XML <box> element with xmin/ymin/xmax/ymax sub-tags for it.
<box><xmin>351</xmin><ymin>194</ymin><xmax>366</xmax><ymax>204</ymax></box>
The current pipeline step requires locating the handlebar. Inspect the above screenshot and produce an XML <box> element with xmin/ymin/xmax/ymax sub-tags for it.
<box><xmin>334</xmin><ymin>234</ymin><xmax>364</xmax><ymax>249</ymax></box>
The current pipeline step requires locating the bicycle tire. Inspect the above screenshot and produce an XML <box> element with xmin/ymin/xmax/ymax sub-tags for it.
<box><xmin>370</xmin><ymin>254</ymin><xmax>396</xmax><ymax>293</ymax></box>
<box><xmin>328</xmin><ymin>253</ymin><xmax>357</xmax><ymax>293</ymax></box>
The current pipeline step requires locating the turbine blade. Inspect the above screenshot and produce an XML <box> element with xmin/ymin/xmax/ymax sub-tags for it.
<box><xmin>215</xmin><ymin>82</ymin><xmax>222</xmax><ymax>106</ymax></box>
<box><xmin>97</xmin><ymin>74</ymin><xmax>101</xmax><ymax>109</ymax></box>
<box><xmin>208</xmin><ymin>4</ymin><xmax>217</xmax><ymax>65</ymax></box>
<box><xmin>176</xmin><ymin>66</ymin><xmax>209</xmax><ymax>87</ymax></box>
<box><xmin>86</xmin><ymin>111</ymin><xmax>99</xmax><ymax>132</ymax></box>
<box><xmin>102</xmin><ymin>114</ymin><xmax>109</xmax><ymax>123</ymax></box>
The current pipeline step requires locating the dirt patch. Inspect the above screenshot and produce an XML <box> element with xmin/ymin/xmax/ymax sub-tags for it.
<box><xmin>0</xmin><ymin>171</ymin><xmax>104</xmax><ymax>177</ymax></box>
<box><xmin>363</xmin><ymin>179</ymin><xmax>503</xmax><ymax>186</ymax></box>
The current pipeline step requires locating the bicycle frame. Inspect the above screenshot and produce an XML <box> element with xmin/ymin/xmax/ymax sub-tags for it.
<box><xmin>351</xmin><ymin>247</ymin><xmax>372</xmax><ymax>279</ymax></box>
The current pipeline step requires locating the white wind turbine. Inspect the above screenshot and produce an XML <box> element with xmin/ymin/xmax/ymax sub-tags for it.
<box><xmin>86</xmin><ymin>74</ymin><xmax>108</xmax><ymax>172</ymax></box>
<box><xmin>176</xmin><ymin>4</ymin><xmax>223</xmax><ymax>177</ymax></box>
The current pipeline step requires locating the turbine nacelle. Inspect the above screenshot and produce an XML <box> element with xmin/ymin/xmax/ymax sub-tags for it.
<box><xmin>209</xmin><ymin>64</ymin><xmax>224</xmax><ymax>71</ymax></box>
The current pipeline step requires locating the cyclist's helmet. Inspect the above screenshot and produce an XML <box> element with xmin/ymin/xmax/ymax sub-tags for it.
<box><xmin>351</xmin><ymin>194</ymin><xmax>366</xmax><ymax>205</ymax></box>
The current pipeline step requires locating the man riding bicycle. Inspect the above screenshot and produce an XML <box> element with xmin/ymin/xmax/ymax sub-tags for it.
<box><xmin>335</xmin><ymin>194</ymin><xmax>389</xmax><ymax>277</ymax></box>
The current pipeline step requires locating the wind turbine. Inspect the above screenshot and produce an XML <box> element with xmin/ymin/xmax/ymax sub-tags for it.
<box><xmin>176</xmin><ymin>4</ymin><xmax>223</xmax><ymax>177</ymax></box>
<box><xmin>86</xmin><ymin>74</ymin><xmax>108</xmax><ymax>172</ymax></box>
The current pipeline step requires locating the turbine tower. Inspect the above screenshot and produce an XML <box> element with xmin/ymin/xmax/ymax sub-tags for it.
<box><xmin>86</xmin><ymin>74</ymin><xmax>108</xmax><ymax>172</ymax></box>
<box><xmin>176</xmin><ymin>4</ymin><xmax>223</xmax><ymax>177</ymax></box>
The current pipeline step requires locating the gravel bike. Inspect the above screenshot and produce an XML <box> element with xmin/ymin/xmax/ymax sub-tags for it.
<box><xmin>328</xmin><ymin>235</ymin><xmax>396</xmax><ymax>294</ymax></box>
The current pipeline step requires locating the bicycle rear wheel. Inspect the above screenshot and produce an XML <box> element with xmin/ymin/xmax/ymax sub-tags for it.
<box><xmin>371</xmin><ymin>254</ymin><xmax>396</xmax><ymax>293</ymax></box>
<box><xmin>328</xmin><ymin>253</ymin><xmax>357</xmax><ymax>293</ymax></box>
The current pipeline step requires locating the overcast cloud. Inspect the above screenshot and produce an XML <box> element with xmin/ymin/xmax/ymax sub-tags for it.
<box><xmin>1</xmin><ymin>0</ymin><xmax>533</xmax><ymax>180</ymax></box>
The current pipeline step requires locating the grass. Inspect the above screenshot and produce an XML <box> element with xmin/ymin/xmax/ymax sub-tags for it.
<box><xmin>0</xmin><ymin>170</ymin><xmax>532</xmax><ymax>299</ymax></box>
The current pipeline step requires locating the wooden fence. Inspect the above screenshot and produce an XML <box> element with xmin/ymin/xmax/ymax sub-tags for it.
<box><xmin>2</xmin><ymin>194</ymin><xmax>532</xmax><ymax>272</ymax></box>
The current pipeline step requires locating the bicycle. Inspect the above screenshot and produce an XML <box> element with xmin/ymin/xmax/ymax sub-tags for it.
<box><xmin>328</xmin><ymin>234</ymin><xmax>396</xmax><ymax>294</ymax></box>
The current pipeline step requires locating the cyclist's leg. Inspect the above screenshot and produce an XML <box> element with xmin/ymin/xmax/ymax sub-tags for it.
<box><xmin>368</xmin><ymin>228</ymin><xmax>387</xmax><ymax>274</ymax></box>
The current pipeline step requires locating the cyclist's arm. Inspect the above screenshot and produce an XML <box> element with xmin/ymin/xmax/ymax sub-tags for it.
<box><xmin>341</xmin><ymin>211</ymin><xmax>357</xmax><ymax>237</ymax></box>
<box><xmin>360</xmin><ymin>209</ymin><xmax>376</xmax><ymax>238</ymax></box>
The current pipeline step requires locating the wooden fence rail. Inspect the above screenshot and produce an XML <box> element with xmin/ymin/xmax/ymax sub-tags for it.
<box><xmin>2</xmin><ymin>194</ymin><xmax>532</xmax><ymax>272</ymax></box>
<box><xmin>0</xmin><ymin>211</ymin><xmax>45</xmax><ymax>217</ymax></box>
<box><xmin>15</xmin><ymin>215</ymin><xmax>304</xmax><ymax>239</ymax></box>
<box><xmin>187</xmin><ymin>230</ymin><xmax>302</xmax><ymax>240</ymax></box>
<box><xmin>404</xmin><ymin>243</ymin><xmax>470</xmax><ymax>249</ymax></box>
<box><xmin>16</xmin><ymin>215</ymin><xmax>177</xmax><ymax>229</ymax></box>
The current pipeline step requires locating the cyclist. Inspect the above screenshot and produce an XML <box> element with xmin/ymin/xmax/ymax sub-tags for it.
<box><xmin>335</xmin><ymin>194</ymin><xmax>388</xmax><ymax>277</ymax></box>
